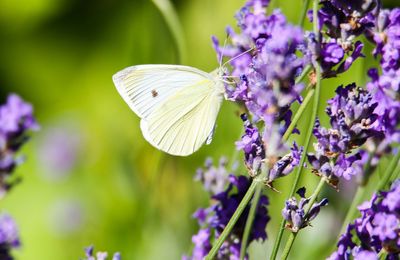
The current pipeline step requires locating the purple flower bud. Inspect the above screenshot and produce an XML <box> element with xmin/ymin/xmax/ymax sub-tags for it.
<box><xmin>307</xmin><ymin>198</ymin><xmax>329</xmax><ymax>222</ymax></box>
<box><xmin>296</xmin><ymin>187</ymin><xmax>306</xmax><ymax>198</ymax></box>
<box><xmin>85</xmin><ymin>245</ymin><xmax>94</xmax><ymax>257</ymax></box>
<box><xmin>322</xmin><ymin>42</ymin><xmax>344</xmax><ymax>64</ymax></box>
<box><xmin>282</xmin><ymin>188</ymin><xmax>327</xmax><ymax>232</ymax></box>
<box><xmin>268</xmin><ymin>142</ymin><xmax>302</xmax><ymax>181</ymax></box>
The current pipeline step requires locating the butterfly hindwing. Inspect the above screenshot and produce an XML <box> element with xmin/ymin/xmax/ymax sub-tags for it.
<box><xmin>140</xmin><ymin>79</ymin><xmax>223</xmax><ymax>156</ymax></box>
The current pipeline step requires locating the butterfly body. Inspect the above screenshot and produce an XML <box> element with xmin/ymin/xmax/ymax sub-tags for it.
<box><xmin>113</xmin><ymin>64</ymin><xmax>225</xmax><ymax>156</ymax></box>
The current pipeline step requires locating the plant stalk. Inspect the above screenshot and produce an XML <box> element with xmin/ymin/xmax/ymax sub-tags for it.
<box><xmin>280</xmin><ymin>177</ymin><xmax>326</xmax><ymax>260</ymax></box>
<box><xmin>270</xmin><ymin>0</ymin><xmax>321</xmax><ymax>258</ymax></box>
<box><xmin>298</xmin><ymin>0</ymin><xmax>311</xmax><ymax>27</ymax></box>
<box><xmin>378</xmin><ymin>149</ymin><xmax>400</xmax><ymax>191</ymax></box>
<box><xmin>239</xmin><ymin>183</ymin><xmax>263</xmax><ymax>260</ymax></box>
<box><xmin>205</xmin><ymin>179</ymin><xmax>259</xmax><ymax>260</ymax></box>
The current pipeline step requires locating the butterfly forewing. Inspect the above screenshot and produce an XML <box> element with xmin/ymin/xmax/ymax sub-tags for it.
<box><xmin>113</xmin><ymin>65</ymin><xmax>212</xmax><ymax>119</ymax></box>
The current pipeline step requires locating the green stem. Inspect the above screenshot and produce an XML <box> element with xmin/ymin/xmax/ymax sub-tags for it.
<box><xmin>360</xmin><ymin>152</ymin><xmax>375</xmax><ymax>186</ymax></box>
<box><xmin>268</xmin><ymin>86</ymin><xmax>314</xmax><ymax>260</ymax></box>
<box><xmin>280</xmin><ymin>65</ymin><xmax>313</xmax><ymax>142</ymax></box>
<box><xmin>378</xmin><ymin>249</ymin><xmax>388</xmax><ymax>260</ymax></box>
<box><xmin>338</xmin><ymin>185</ymin><xmax>366</xmax><ymax>236</ymax></box>
<box><xmin>280</xmin><ymin>177</ymin><xmax>326</xmax><ymax>260</ymax></box>
<box><xmin>269</xmin><ymin>65</ymin><xmax>320</xmax><ymax>260</ymax></box>
<box><xmin>337</xmin><ymin>152</ymin><xmax>374</xmax><ymax>237</ymax></box>
<box><xmin>226</xmin><ymin>65</ymin><xmax>312</xmax><ymax>259</ymax></box>
<box><xmin>205</xmin><ymin>179</ymin><xmax>259</xmax><ymax>260</ymax></box>
<box><xmin>389</xmin><ymin>158</ymin><xmax>400</xmax><ymax>183</ymax></box>
<box><xmin>377</xmin><ymin>150</ymin><xmax>400</xmax><ymax>191</ymax></box>
<box><xmin>295</xmin><ymin>65</ymin><xmax>312</xmax><ymax>85</ymax></box>
<box><xmin>270</xmin><ymin>1</ymin><xmax>321</xmax><ymax>258</ymax></box>
<box><xmin>269</xmin><ymin>82</ymin><xmax>315</xmax><ymax>260</ymax></box>
<box><xmin>298</xmin><ymin>0</ymin><xmax>311</xmax><ymax>27</ymax></box>
<box><xmin>270</xmin><ymin>218</ymin><xmax>286</xmax><ymax>260</ymax></box>
<box><xmin>281</xmin><ymin>233</ymin><xmax>296</xmax><ymax>260</ymax></box>
<box><xmin>239</xmin><ymin>183</ymin><xmax>263</xmax><ymax>260</ymax></box>
<box><xmin>151</xmin><ymin>0</ymin><xmax>187</xmax><ymax>63</ymax></box>
<box><xmin>282</xmin><ymin>87</ymin><xmax>315</xmax><ymax>142</ymax></box>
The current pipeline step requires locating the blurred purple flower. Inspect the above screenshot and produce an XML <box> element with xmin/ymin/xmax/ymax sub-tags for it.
<box><xmin>195</xmin><ymin>157</ymin><xmax>232</xmax><ymax>195</ymax></box>
<box><xmin>0</xmin><ymin>213</ymin><xmax>20</xmax><ymax>260</ymax></box>
<box><xmin>49</xmin><ymin>199</ymin><xmax>84</xmax><ymax>235</ymax></box>
<box><xmin>38</xmin><ymin>125</ymin><xmax>83</xmax><ymax>181</ymax></box>
<box><xmin>0</xmin><ymin>94</ymin><xmax>38</xmax><ymax>196</ymax></box>
<box><xmin>321</xmin><ymin>41</ymin><xmax>344</xmax><ymax>64</ymax></box>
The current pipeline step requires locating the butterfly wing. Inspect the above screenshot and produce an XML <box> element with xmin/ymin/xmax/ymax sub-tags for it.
<box><xmin>140</xmin><ymin>79</ymin><xmax>224</xmax><ymax>156</ymax></box>
<box><xmin>113</xmin><ymin>64</ymin><xmax>213</xmax><ymax>119</ymax></box>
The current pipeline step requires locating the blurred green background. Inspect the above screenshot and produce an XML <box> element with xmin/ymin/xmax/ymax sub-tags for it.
<box><xmin>0</xmin><ymin>0</ymin><xmax>397</xmax><ymax>259</ymax></box>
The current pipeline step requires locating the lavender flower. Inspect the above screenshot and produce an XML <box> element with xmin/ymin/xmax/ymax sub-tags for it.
<box><xmin>307</xmin><ymin>83</ymin><xmax>382</xmax><ymax>186</ymax></box>
<box><xmin>184</xmin><ymin>159</ymin><xmax>269</xmax><ymax>260</ymax></box>
<box><xmin>329</xmin><ymin>179</ymin><xmax>400</xmax><ymax>259</ymax></box>
<box><xmin>214</xmin><ymin>0</ymin><xmax>307</xmax><ymax>185</ymax></box>
<box><xmin>363</xmin><ymin>8</ymin><xmax>400</xmax><ymax>159</ymax></box>
<box><xmin>282</xmin><ymin>187</ymin><xmax>328</xmax><ymax>232</ymax></box>
<box><xmin>0</xmin><ymin>94</ymin><xmax>38</xmax><ymax>196</ymax></box>
<box><xmin>83</xmin><ymin>245</ymin><xmax>121</xmax><ymax>260</ymax></box>
<box><xmin>0</xmin><ymin>213</ymin><xmax>20</xmax><ymax>260</ymax></box>
<box><xmin>219</xmin><ymin>6</ymin><xmax>307</xmax><ymax>123</ymax></box>
<box><xmin>307</xmin><ymin>0</ymin><xmax>378</xmax><ymax>77</ymax></box>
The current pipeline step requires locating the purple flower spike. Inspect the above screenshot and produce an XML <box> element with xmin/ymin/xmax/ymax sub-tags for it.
<box><xmin>308</xmin><ymin>83</ymin><xmax>382</xmax><ymax>185</ymax></box>
<box><xmin>363</xmin><ymin>8</ymin><xmax>400</xmax><ymax>159</ymax></box>
<box><xmin>213</xmin><ymin>0</ymin><xmax>308</xmax><ymax>183</ymax></box>
<box><xmin>185</xmin><ymin>158</ymin><xmax>270</xmax><ymax>259</ymax></box>
<box><xmin>309</xmin><ymin>0</ymin><xmax>377</xmax><ymax>77</ymax></box>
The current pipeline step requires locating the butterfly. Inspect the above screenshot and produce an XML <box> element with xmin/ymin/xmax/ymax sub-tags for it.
<box><xmin>112</xmin><ymin>64</ymin><xmax>226</xmax><ymax>156</ymax></box>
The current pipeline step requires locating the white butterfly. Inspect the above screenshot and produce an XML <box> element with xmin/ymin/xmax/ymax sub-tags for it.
<box><xmin>113</xmin><ymin>64</ymin><xmax>226</xmax><ymax>156</ymax></box>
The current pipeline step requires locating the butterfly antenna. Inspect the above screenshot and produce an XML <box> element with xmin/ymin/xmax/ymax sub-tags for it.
<box><xmin>218</xmin><ymin>34</ymin><xmax>229</xmax><ymax>70</ymax></box>
<box><xmin>221</xmin><ymin>46</ymin><xmax>255</xmax><ymax>68</ymax></box>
